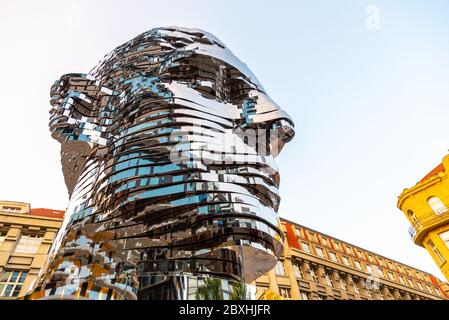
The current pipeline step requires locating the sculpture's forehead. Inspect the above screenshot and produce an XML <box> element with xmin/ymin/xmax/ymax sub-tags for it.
<box><xmin>100</xmin><ymin>26</ymin><xmax>265</xmax><ymax>92</ymax></box>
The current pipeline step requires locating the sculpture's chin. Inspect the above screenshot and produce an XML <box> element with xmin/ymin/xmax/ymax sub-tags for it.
<box><xmin>236</xmin><ymin>244</ymin><xmax>282</xmax><ymax>283</ymax></box>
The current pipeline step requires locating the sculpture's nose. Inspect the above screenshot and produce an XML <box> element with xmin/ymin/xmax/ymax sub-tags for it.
<box><xmin>240</xmin><ymin>90</ymin><xmax>295</xmax><ymax>156</ymax></box>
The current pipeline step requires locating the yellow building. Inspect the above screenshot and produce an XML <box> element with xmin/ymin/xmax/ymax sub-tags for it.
<box><xmin>398</xmin><ymin>154</ymin><xmax>449</xmax><ymax>283</ymax></box>
<box><xmin>0</xmin><ymin>201</ymin><xmax>64</xmax><ymax>299</ymax></box>
<box><xmin>253</xmin><ymin>218</ymin><xmax>448</xmax><ymax>300</ymax></box>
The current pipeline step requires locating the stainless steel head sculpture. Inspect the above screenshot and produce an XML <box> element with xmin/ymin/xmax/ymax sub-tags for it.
<box><xmin>27</xmin><ymin>26</ymin><xmax>294</xmax><ymax>300</ymax></box>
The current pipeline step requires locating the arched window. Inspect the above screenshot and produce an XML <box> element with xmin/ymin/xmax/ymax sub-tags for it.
<box><xmin>408</xmin><ymin>210</ymin><xmax>421</xmax><ymax>228</ymax></box>
<box><xmin>428</xmin><ymin>197</ymin><xmax>448</xmax><ymax>215</ymax></box>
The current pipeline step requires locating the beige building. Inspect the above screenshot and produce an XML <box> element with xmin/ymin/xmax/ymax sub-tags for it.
<box><xmin>0</xmin><ymin>201</ymin><xmax>64</xmax><ymax>299</ymax></box>
<box><xmin>254</xmin><ymin>218</ymin><xmax>449</xmax><ymax>300</ymax></box>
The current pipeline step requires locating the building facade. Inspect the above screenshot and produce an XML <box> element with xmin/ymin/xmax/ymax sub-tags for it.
<box><xmin>397</xmin><ymin>154</ymin><xmax>449</xmax><ymax>283</ymax></box>
<box><xmin>254</xmin><ymin>218</ymin><xmax>448</xmax><ymax>300</ymax></box>
<box><xmin>0</xmin><ymin>201</ymin><xmax>64</xmax><ymax>299</ymax></box>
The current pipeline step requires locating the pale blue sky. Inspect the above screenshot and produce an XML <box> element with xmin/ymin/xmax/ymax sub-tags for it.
<box><xmin>1</xmin><ymin>0</ymin><xmax>449</xmax><ymax>279</ymax></box>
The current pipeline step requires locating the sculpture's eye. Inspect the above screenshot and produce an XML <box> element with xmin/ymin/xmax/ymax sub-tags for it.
<box><xmin>160</xmin><ymin>53</ymin><xmax>257</xmax><ymax>105</ymax></box>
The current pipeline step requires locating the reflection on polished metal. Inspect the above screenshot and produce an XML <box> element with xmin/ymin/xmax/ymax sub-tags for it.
<box><xmin>26</xmin><ymin>26</ymin><xmax>294</xmax><ymax>300</ymax></box>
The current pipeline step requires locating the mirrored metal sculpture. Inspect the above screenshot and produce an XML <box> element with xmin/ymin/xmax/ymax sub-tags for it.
<box><xmin>25</xmin><ymin>26</ymin><xmax>295</xmax><ymax>300</ymax></box>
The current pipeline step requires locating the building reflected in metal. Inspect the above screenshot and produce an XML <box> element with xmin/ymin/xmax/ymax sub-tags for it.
<box><xmin>26</xmin><ymin>26</ymin><xmax>295</xmax><ymax>300</ymax></box>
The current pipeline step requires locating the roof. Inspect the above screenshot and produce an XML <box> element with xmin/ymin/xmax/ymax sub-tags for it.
<box><xmin>420</xmin><ymin>163</ymin><xmax>445</xmax><ymax>183</ymax></box>
<box><xmin>30</xmin><ymin>208</ymin><xmax>65</xmax><ymax>219</ymax></box>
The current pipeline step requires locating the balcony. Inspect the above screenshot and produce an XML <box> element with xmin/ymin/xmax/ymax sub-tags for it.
<box><xmin>409</xmin><ymin>209</ymin><xmax>449</xmax><ymax>244</ymax></box>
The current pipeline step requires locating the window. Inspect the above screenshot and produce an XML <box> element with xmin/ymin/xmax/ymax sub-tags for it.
<box><xmin>342</xmin><ymin>256</ymin><xmax>350</xmax><ymax>266</ymax></box>
<box><xmin>378</xmin><ymin>258</ymin><xmax>384</xmax><ymax>267</ymax></box>
<box><xmin>435</xmin><ymin>287</ymin><xmax>441</xmax><ymax>296</ymax></box>
<box><xmin>308</xmin><ymin>232</ymin><xmax>317</xmax><ymax>242</ymax></box>
<box><xmin>388</xmin><ymin>272</ymin><xmax>395</xmax><ymax>281</ymax></box>
<box><xmin>309</xmin><ymin>267</ymin><xmax>319</xmax><ymax>282</ymax></box>
<box><xmin>301</xmin><ymin>241</ymin><xmax>310</xmax><ymax>253</ymax></box>
<box><xmin>279</xmin><ymin>287</ymin><xmax>291</xmax><ymax>299</ymax></box>
<box><xmin>335</xmin><ymin>273</ymin><xmax>347</xmax><ymax>290</ymax></box>
<box><xmin>256</xmin><ymin>285</ymin><xmax>268</xmax><ymax>292</ymax></box>
<box><xmin>426</xmin><ymin>284</ymin><xmax>432</xmax><ymax>293</ymax></box>
<box><xmin>329</xmin><ymin>252</ymin><xmax>338</xmax><ymax>262</ymax></box>
<box><xmin>345</xmin><ymin>245</ymin><xmax>353</xmax><ymax>255</ymax></box>
<box><xmin>316</xmin><ymin>247</ymin><xmax>325</xmax><ymax>258</ymax></box>
<box><xmin>366</xmin><ymin>265</ymin><xmax>373</xmax><ymax>274</ymax></box>
<box><xmin>440</xmin><ymin>230</ymin><xmax>449</xmax><ymax>249</ymax></box>
<box><xmin>417</xmin><ymin>282</ymin><xmax>424</xmax><ymax>290</ymax></box>
<box><xmin>320</xmin><ymin>236</ymin><xmax>329</xmax><ymax>246</ymax></box>
<box><xmin>324</xmin><ymin>272</ymin><xmax>334</xmax><ymax>287</ymax></box>
<box><xmin>428</xmin><ymin>197</ymin><xmax>448</xmax><ymax>215</ymax></box>
<box><xmin>408</xmin><ymin>210</ymin><xmax>422</xmax><ymax>228</ymax></box>
<box><xmin>365</xmin><ymin>286</ymin><xmax>372</xmax><ymax>297</ymax></box>
<box><xmin>1</xmin><ymin>206</ymin><xmax>21</xmax><ymax>213</ymax></box>
<box><xmin>428</xmin><ymin>240</ymin><xmax>446</xmax><ymax>265</ymax></box>
<box><xmin>376</xmin><ymin>267</ymin><xmax>384</xmax><ymax>278</ymax></box>
<box><xmin>14</xmin><ymin>235</ymin><xmax>42</xmax><ymax>254</ymax></box>
<box><xmin>300</xmin><ymin>291</ymin><xmax>309</xmax><ymax>300</ymax></box>
<box><xmin>354</xmin><ymin>260</ymin><xmax>362</xmax><ymax>270</ymax></box>
<box><xmin>407</xmin><ymin>278</ymin><xmax>414</xmax><ymax>288</ymax></box>
<box><xmin>353</xmin><ymin>283</ymin><xmax>360</xmax><ymax>294</ymax></box>
<box><xmin>351</xmin><ymin>279</ymin><xmax>360</xmax><ymax>294</ymax></box>
<box><xmin>292</xmin><ymin>262</ymin><xmax>303</xmax><ymax>279</ymax></box>
<box><xmin>399</xmin><ymin>276</ymin><xmax>405</xmax><ymax>285</ymax></box>
<box><xmin>294</xmin><ymin>227</ymin><xmax>302</xmax><ymax>237</ymax></box>
<box><xmin>356</xmin><ymin>250</ymin><xmax>362</xmax><ymax>258</ymax></box>
<box><xmin>333</xmin><ymin>242</ymin><xmax>340</xmax><ymax>250</ymax></box>
<box><xmin>411</xmin><ymin>215</ymin><xmax>421</xmax><ymax>228</ymax></box>
<box><xmin>367</xmin><ymin>255</ymin><xmax>373</xmax><ymax>263</ymax></box>
<box><xmin>275</xmin><ymin>261</ymin><xmax>286</xmax><ymax>276</ymax></box>
<box><xmin>0</xmin><ymin>270</ymin><xmax>27</xmax><ymax>297</ymax></box>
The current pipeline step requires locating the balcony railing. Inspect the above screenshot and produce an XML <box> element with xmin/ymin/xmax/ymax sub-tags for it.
<box><xmin>409</xmin><ymin>209</ymin><xmax>449</xmax><ymax>240</ymax></box>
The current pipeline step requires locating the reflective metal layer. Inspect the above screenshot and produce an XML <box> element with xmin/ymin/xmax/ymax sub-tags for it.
<box><xmin>26</xmin><ymin>26</ymin><xmax>295</xmax><ymax>300</ymax></box>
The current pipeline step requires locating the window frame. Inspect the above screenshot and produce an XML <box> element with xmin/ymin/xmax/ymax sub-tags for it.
<box><xmin>279</xmin><ymin>287</ymin><xmax>291</xmax><ymax>299</ymax></box>
<box><xmin>315</xmin><ymin>246</ymin><xmax>325</xmax><ymax>258</ymax></box>
<box><xmin>292</xmin><ymin>262</ymin><xmax>303</xmax><ymax>279</ymax></box>
<box><xmin>428</xmin><ymin>196</ymin><xmax>448</xmax><ymax>215</ymax></box>
<box><xmin>274</xmin><ymin>260</ymin><xmax>286</xmax><ymax>276</ymax></box>
<box><xmin>301</xmin><ymin>241</ymin><xmax>311</xmax><ymax>253</ymax></box>
<box><xmin>428</xmin><ymin>240</ymin><xmax>446</xmax><ymax>265</ymax></box>
<box><xmin>0</xmin><ymin>270</ymin><xmax>28</xmax><ymax>298</ymax></box>
<box><xmin>13</xmin><ymin>234</ymin><xmax>43</xmax><ymax>254</ymax></box>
